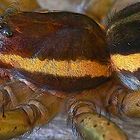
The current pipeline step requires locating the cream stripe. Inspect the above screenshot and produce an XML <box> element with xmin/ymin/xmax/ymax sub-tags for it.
<box><xmin>111</xmin><ymin>53</ymin><xmax>140</xmax><ymax>72</ymax></box>
<box><xmin>107</xmin><ymin>12</ymin><xmax>140</xmax><ymax>35</ymax></box>
<box><xmin>0</xmin><ymin>54</ymin><xmax>110</xmax><ymax>77</ymax></box>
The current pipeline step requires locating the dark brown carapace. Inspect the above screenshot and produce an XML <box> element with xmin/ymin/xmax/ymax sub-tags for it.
<box><xmin>0</xmin><ymin>11</ymin><xmax>111</xmax><ymax>92</ymax></box>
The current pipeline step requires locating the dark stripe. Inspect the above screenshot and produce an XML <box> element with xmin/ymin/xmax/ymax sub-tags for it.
<box><xmin>133</xmin><ymin>69</ymin><xmax>140</xmax><ymax>79</ymax></box>
<box><xmin>11</xmin><ymin>69</ymin><xmax>110</xmax><ymax>93</ymax></box>
<box><xmin>0</xmin><ymin>11</ymin><xmax>109</xmax><ymax>64</ymax></box>
<box><xmin>108</xmin><ymin>2</ymin><xmax>140</xmax><ymax>27</ymax></box>
<box><xmin>120</xmin><ymin>68</ymin><xmax>140</xmax><ymax>78</ymax></box>
<box><xmin>107</xmin><ymin>20</ymin><xmax>140</xmax><ymax>55</ymax></box>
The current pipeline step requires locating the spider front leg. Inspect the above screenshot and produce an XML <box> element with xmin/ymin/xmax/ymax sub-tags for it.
<box><xmin>0</xmin><ymin>78</ymin><xmax>64</xmax><ymax>140</ymax></box>
<box><xmin>67</xmin><ymin>100</ymin><xmax>127</xmax><ymax>140</ymax></box>
<box><xmin>67</xmin><ymin>81</ymin><xmax>127</xmax><ymax>140</ymax></box>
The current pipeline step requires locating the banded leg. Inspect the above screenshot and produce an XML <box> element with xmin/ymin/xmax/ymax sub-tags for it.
<box><xmin>67</xmin><ymin>99</ymin><xmax>127</xmax><ymax>140</ymax></box>
<box><xmin>66</xmin><ymin>78</ymin><xmax>133</xmax><ymax>140</ymax></box>
<box><xmin>100</xmin><ymin>80</ymin><xmax>140</xmax><ymax>118</ymax></box>
<box><xmin>0</xmin><ymin>80</ymin><xmax>36</xmax><ymax>110</ymax></box>
<box><xmin>0</xmin><ymin>79</ymin><xmax>64</xmax><ymax>140</ymax></box>
<box><xmin>121</xmin><ymin>90</ymin><xmax>140</xmax><ymax>118</ymax></box>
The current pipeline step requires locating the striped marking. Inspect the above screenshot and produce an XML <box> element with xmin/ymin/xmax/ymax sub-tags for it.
<box><xmin>111</xmin><ymin>53</ymin><xmax>140</xmax><ymax>72</ymax></box>
<box><xmin>0</xmin><ymin>54</ymin><xmax>110</xmax><ymax>78</ymax></box>
<box><xmin>107</xmin><ymin>11</ymin><xmax>140</xmax><ymax>35</ymax></box>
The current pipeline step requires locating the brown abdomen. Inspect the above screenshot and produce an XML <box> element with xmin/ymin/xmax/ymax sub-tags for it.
<box><xmin>107</xmin><ymin>2</ymin><xmax>140</xmax><ymax>90</ymax></box>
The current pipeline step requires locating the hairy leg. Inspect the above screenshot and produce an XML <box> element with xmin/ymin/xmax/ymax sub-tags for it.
<box><xmin>0</xmin><ymin>78</ymin><xmax>64</xmax><ymax>139</ymax></box>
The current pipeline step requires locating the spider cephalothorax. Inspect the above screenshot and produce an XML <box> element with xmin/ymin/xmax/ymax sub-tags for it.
<box><xmin>0</xmin><ymin>2</ymin><xmax>139</xmax><ymax>140</ymax></box>
<box><xmin>0</xmin><ymin>12</ymin><xmax>111</xmax><ymax>93</ymax></box>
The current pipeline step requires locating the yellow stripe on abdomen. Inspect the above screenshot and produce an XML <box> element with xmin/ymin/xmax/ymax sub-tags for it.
<box><xmin>111</xmin><ymin>53</ymin><xmax>140</xmax><ymax>72</ymax></box>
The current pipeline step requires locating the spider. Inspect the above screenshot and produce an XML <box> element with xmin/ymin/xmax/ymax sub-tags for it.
<box><xmin>0</xmin><ymin>1</ymin><xmax>139</xmax><ymax>140</ymax></box>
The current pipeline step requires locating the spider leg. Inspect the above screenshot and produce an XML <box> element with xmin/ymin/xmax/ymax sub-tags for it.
<box><xmin>67</xmin><ymin>87</ymin><xmax>127</xmax><ymax>140</ymax></box>
<box><xmin>102</xmin><ymin>81</ymin><xmax>140</xmax><ymax>119</ymax></box>
<box><xmin>67</xmin><ymin>99</ymin><xmax>127</xmax><ymax>140</ymax></box>
<box><xmin>0</xmin><ymin>78</ymin><xmax>64</xmax><ymax>140</ymax></box>
<box><xmin>120</xmin><ymin>90</ymin><xmax>140</xmax><ymax>118</ymax></box>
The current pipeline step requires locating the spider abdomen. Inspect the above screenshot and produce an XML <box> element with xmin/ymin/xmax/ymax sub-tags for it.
<box><xmin>107</xmin><ymin>2</ymin><xmax>140</xmax><ymax>90</ymax></box>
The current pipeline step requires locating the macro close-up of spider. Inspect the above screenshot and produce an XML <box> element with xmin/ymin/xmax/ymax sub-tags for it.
<box><xmin>0</xmin><ymin>0</ymin><xmax>139</xmax><ymax>140</ymax></box>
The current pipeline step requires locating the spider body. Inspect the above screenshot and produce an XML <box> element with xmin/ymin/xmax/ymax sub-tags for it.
<box><xmin>107</xmin><ymin>2</ymin><xmax>140</xmax><ymax>90</ymax></box>
<box><xmin>0</xmin><ymin>12</ymin><xmax>110</xmax><ymax>92</ymax></box>
<box><xmin>0</xmin><ymin>2</ymin><xmax>139</xmax><ymax>140</ymax></box>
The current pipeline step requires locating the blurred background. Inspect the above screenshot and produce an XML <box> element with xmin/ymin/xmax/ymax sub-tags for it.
<box><xmin>0</xmin><ymin>0</ymin><xmax>114</xmax><ymax>20</ymax></box>
<box><xmin>0</xmin><ymin>0</ymin><xmax>140</xmax><ymax>140</ymax></box>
